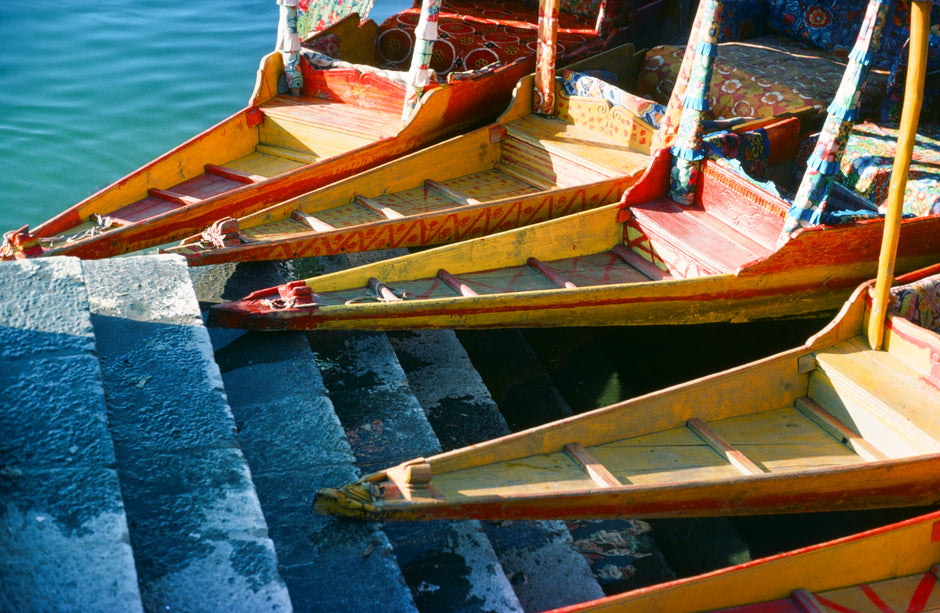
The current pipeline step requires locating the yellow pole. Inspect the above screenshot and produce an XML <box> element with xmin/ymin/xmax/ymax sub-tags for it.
<box><xmin>866</xmin><ymin>0</ymin><xmax>930</xmax><ymax>350</ymax></box>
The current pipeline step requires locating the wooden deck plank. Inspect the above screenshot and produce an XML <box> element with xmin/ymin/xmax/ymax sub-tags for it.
<box><xmin>628</xmin><ymin>199</ymin><xmax>764</xmax><ymax>274</ymax></box>
<box><xmin>437</xmin><ymin>269</ymin><xmax>479</xmax><ymax>297</ymax></box>
<box><xmin>499</xmin><ymin>137</ymin><xmax>612</xmax><ymax>188</ymax></box>
<box><xmin>591</xmin><ymin>428</ymin><xmax>745</xmax><ymax>485</ymax></box>
<box><xmin>313</xmin><ymin>202</ymin><xmax>384</xmax><ymax>229</ymax></box>
<box><xmin>528</xmin><ymin>257</ymin><xmax>578</xmax><ymax>289</ymax></box>
<box><xmin>224</xmin><ymin>150</ymin><xmax>306</xmax><ymax>177</ymax></box>
<box><xmin>612</xmin><ymin>244</ymin><xmax>674</xmax><ymax>281</ymax></box>
<box><xmin>794</xmin><ymin>396</ymin><xmax>889</xmax><ymax>462</ymax></box>
<box><xmin>564</xmin><ymin>443</ymin><xmax>623</xmax><ymax>487</ymax></box>
<box><xmin>241</xmin><ymin>216</ymin><xmax>314</xmax><ymax>240</ymax></box>
<box><xmin>355</xmin><ymin>195</ymin><xmax>405</xmax><ymax>219</ymax></box>
<box><xmin>260</xmin><ymin>94</ymin><xmax>402</xmax><ymax>138</ymax></box>
<box><xmin>814</xmin><ymin>338</ymin><xmax>940</xmax><ymax>451</ymax></box>
<box><xmin>815</xmin><ymin>573</ymin><xmax>940</xmax><ymax>612</ymax></box>
<box><xmin>505</xmin><ymin>115</ymin><xmax>649</xmax><ymax>176</ymax></box>
<box><xmin>687</xmin><ymin>418</ymin><xmax>766</xmax><ymax>476</ymax></box>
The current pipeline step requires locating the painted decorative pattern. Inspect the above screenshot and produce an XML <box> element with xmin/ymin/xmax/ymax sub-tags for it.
<box><xmin>637</xmin><ymin>36</ymin><xmax>890</xmax><ymax>121</ymax></box>
<box><xmin>534</xmin><ymin>0</ymin><xmax>560</xmax><ymax>114</ymax></box>
<box><xmin>375</xmin><ymin>1</ymin><xmax>603</xmax><ymax>75</ymax></box>
<box><xmin>835</xmin><ymin>121</ymin><xmax>940</xmax><ymax>217</ymax></box>
<box><xmin>891</xmin><ymin>272</ymin><xmax>940</xmax><ymax>333</ymax></box>
<box><xmin>670</xmin><ymin>0</ymin><xmax>722</xmax><ymax>205</ymax></box>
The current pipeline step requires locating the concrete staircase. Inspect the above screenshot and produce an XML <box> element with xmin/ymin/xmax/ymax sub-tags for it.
<box><xmin>1</xmin><ymin>253</ymin><xmax>664</xmax><ymax>612</ymax></box>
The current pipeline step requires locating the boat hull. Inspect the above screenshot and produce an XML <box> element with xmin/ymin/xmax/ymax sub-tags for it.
<box><xmin>5</xmin><ymin>15</ymin><xmax>535</xmax><ymax>260</ymax></box>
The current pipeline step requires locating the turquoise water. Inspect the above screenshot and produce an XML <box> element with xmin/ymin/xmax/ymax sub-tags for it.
<box><xmin>0</xmin><ymin>0</ymin><xmax>407</xmax><ymax>233</ymax></box>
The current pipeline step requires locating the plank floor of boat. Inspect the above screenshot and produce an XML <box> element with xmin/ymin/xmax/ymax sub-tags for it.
<box><xmin>240</xmin><ymin>113</ymin><xmax>651</xmax><ymax>241</ymax></box>
<box><xmin>241</xmin><ymin>168</ymin><xmax>543</xmax><ymax>239</ymax></box>
<box><xmin>103</xmin><ymin>95</ymin><xmax>400</xmax><ymax>226</ymax></box>
<box><xmin>415</xmin><ymin>334</ymin><xmax>940</xmax><ymax>500</ymax></box>
<box><xmin>720</xmin><ymin>571</ymin><xmax>940</xmax><ymax>612</ymax></box>
<box><xmin>315</xmin><ymin>246</ymin><xmax>659</xmax><ymax>305</ymax></box>
<box><xmin>505</xmin><ymin>115</ymin><xmax>650</xmax><ymax>179</ymax></box>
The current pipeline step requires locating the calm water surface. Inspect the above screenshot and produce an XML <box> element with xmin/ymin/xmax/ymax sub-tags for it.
<box><xmin>0</xmin><ymin>0</ymin><xmax>408</xmax><ymax>232</ymax></box>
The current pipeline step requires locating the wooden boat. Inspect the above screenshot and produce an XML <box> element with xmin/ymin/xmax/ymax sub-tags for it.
<box><xmin>308</xmin><ymin>257</ymin><xmax>940</xmax><ymax>521</ymax></box>
<box><xmin>306</xmin><ymin>0</ymin><xmax>940</xmax><ymax>523</ymax></box>
<box><xmin>548</xmin><ymin>508</ymin><xmax>940</xmax><ymax>613</ymax></box>
<box><xmin>162</xmin><ymin>42</ymin><xmax>673</xmax><ymax>265</ymax></box>
<box><xmin>0</xmin><ymin>12</ymin><xmax>541</xmax><ymax>261</ymax></box>
<box><xmin>205</xmin><ymin>145</ymin><xmax>940</xmax><ymax>331</ymax></box>
<box><xmin>160</xmin><ymin>0</ymin><xmax>779</xmax><ymax>266</ymax></box>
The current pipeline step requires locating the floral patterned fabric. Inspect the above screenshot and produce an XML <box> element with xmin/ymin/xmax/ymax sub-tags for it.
<box><xmin>792</xmin><ymin>122</ymin><xmax>940</xmax><ymax>219</ymax></box>
<box><xmin>890</xmin><ymin>272</ymin><xmax>940</xmax><ymax>333</ymax></box>
<box><xmin>637</xmin><ymin>35</ymin><xmax>890</xmax><ymax>120</ymax></box>
<box><xmin>296</xmin><ymin>0</ymin><xmax>376</xmax><ymax>36</ymax></box>
<box><xmin>375</xmin><ymin>8</ymin><xmax>602</xmax><ymax>73</ymax></box>
<box><xmin>880</xmin><ymin>29</ymin><xmax>940</xmax><ymax>123</ymax></box>
<box><xmin>704</xmin><ymin>129</ymin><xmax>772</xmax><ymax>178</ymax></box>
<box><xmin>783</xmin><ymin>0</ymin><xmax>893</xmax><ymax>233</ymax></box>
<box><xmin>765</xmin><ymin>0</ymin><xmax>940</xmax><ymax>70</ymax></box>
<box><xmin>837</xmin><ymin>122</ymin><xmax>940</xmax><ymax>217</ymax></box>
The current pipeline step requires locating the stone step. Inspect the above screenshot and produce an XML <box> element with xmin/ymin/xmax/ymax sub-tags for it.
<box><xmin>0</xmin><ymin>257</ymin><xmax>143</xmax><ymax>612</ymax></box>
<box><xmin>387</xmin><ymin>329</ymin><xmax>607</xmax><ymax>611</ymax></box>
<box><xmin>83</xmin><ymin>255</ymin><xmax>291</xmax><ymax>611</ymax></box>
<box><xmin>192</xmin><ymin>260</ymin><xmax>418</xmax><ymax>613</ymax></box>
<box><xmin>307</xmin><ymin>328</ymin><xmax>524</xmax><ymax>613</ymax></box>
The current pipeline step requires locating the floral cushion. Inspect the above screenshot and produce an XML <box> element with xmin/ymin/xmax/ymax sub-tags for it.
<box><xmin>891</xmin><ymin>273</ymin><xmax>940</xmax><ymax>333</ymax></box>
<box><xmin>636</xmin><ymin>35</ymin><xmax>890</xmax><ymax>120</ymax></box>
<box><xmin>764</xmin><ymin>0</ymin><xmax>866</xmax><ymax>57</ymax></box>
<box><xmin>716</xmin><ymin>0</ymin><xmax>768</xmax><ymax>42</ymax></box>
<box><xmin>837</xmin><ymin>122</ymin><xmax>940</xmax><ymax>217</ymax></box>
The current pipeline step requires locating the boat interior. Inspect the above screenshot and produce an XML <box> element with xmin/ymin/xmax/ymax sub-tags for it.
<box><xmin>360</xmin><ymin>268</ymin><xmax>940</xmax><ymax>511</ymax></box>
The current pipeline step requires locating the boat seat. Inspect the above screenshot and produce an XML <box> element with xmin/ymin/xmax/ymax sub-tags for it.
<box><xmin>301</xmin><ymin>48</ymin><xmax>414</xmax><ymax>86</ymax></box>
<box><xmin>636</xmin><ymin>35</ymin><xmax>890</xmax><ymax>121</ymax></box>
<box><xmin>890</xmin><ymin>272</ymin><xmax>940</xmax><ymax>333</ymax></box>
<box><xmin>372</xmin><ymin>0</ymin><xmax>664</xmax><ymax>74</ymax></box>
<box><xmin>793</xmin><ymin>121</ymin><xmax>940</xmax><ymax>218</ymax></box>
<box><xmin>635</xmin><ymin>0</ymin><xmax>940</xmax><ymax>121</ymax></box>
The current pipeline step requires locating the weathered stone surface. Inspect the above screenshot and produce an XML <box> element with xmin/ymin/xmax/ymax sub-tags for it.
<box><xmin>310</xmin><ymin>327</ymin><xmax>522</xmax><ymax>613</ymax></box>
<box><xmin>0</xmin><ymin>466</ymin><xmax>141</xmax><ymax>613</ymax></box>
<box><xmin>0</xmin><ymin>257</ymin><xmax>142</xmax><ymax>611</ymax></box>
<box><xmin>0</xmin><ymin>354</ymin><xmax>114</xmax><ymax>468</ymax></box>
<box><xmin>84</xmin><ymin>255</ymin><xmax>291</xmax><ymax>611</ymax></box>
<box><xmin>0</xmin><ymin>257</ymin><xmax>95</xmax><ymax>361</ymax></box>
<box><xmin>206</xmin><ymin>285</ymin><xmax>416</xmax><ymax>612</ymax></box>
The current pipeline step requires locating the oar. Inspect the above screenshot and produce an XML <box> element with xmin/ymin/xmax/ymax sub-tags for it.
<box><xmin>867</xmin><ymin>0</ymin><xmax>931</xmax><ymax>350</ymax></box>
<box><xmin>533</xmin><ymin>0</ymin><xmax>561</xmax><ymax>114</ymax></box>
<box><xmin>402</xmin><ymin>0</ymin><xmax>442</xmax><ymax>120</ymax></box>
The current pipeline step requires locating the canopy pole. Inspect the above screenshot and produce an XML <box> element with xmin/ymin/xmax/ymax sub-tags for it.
<box><xmin>780</xmin><ymin>0</ymin><xmax>892</xmax><ymax>236</ymax></box>
<box><xmin>668</xmin><ymin>0</ymin><xmax>722</xmax><ymax>205</ymax></box>
<box><xmin>276</xmin><ymin>0</ymin><xmax>303</xmax><ymax>96</ymax></box>
<box><xmin>402</xmin><ymin>0</ymin><xmax>442</xmax><ymax>120</ymax></box>
<box><xmin>533</xmin><ymin>0</ymin><xmax>561</xmax><ymax>115</ymax></box>
<box><xmin>650</xmin><ymin>0</ymin><xmax>713</xmax><ymax>152</ymax></box>
<box><xmin>867</xmin><ymin>0</ymin><xmax>930</xmax><ymax>350</ymax></box>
